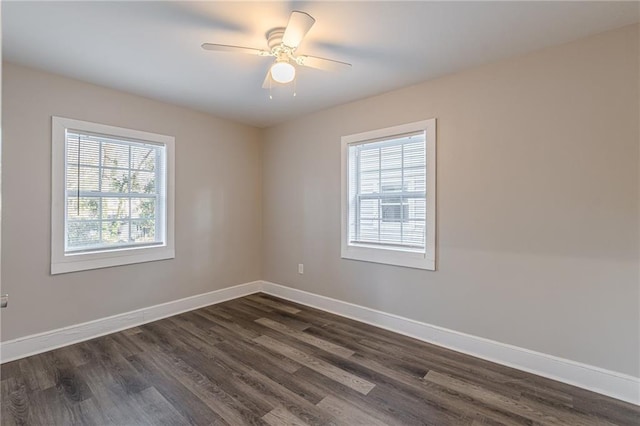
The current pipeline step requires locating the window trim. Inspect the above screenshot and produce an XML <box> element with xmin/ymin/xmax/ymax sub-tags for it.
<box><xmin>51</xmin><ymin>116</ymin><xmax>175</xmax><ymax>274</ymax></box>
<box><xmin>341</xmin><ymin>119</ymin><xmax>436</xmax><ymax>270</ymax></box>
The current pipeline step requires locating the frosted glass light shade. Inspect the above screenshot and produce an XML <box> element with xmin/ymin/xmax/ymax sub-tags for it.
<box><xmin>270</xmin><ymin>61</ymin><xmax>296</xmax><ymax>83</ymax></box>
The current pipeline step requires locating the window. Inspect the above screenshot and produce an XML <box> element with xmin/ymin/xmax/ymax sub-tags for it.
<box><xmin>51</xmin><ymin>117</ymin><xmax>175</xmax><ymax>274</ymax></box>
<box><xmin>341</xmin><ymin>119</ymin><xmax>436</xmax><ymax>270</ymax></box>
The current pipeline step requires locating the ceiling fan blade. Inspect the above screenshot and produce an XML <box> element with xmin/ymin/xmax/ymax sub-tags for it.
<box><xmin>297</xmin><ymin>55</ymin><xmax>352</xmax><ymax>72</ymax></box>
<box><xmin>201</xmin><ymin>43</ymin><xmax>270</xmax><ymax>56</ymax></box>
<box><xmin>262</xmin><ymin>69</ymin><xmax>272</xmax><ymax>89</ymax></box>
<box><xmin>282</xmin><ymin>11</ymin><xmax>316</xmax><ymax>49</ymax></box>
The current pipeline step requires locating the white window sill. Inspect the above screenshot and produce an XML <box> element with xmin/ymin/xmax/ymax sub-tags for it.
<box><xmin>341</xmin><ymin>244</ymin><xmax>435</xmax><ymax>270</ymax></box>
<box><xmin>51</xmin><ymin>246</ymin><xmax>175</xmax><ymax>274</ymax></box>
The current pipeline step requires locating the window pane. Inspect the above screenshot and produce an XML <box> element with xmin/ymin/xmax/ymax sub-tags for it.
<box><xmin>358</xmin><ymin>219</ymin><xmax>379</xmax><ymax>243</ymax></box>
<box><xmin>67</xmin><ymin>197</ymin><xmax>100</xmax><ymax>220</ymax></box>
<box><xmin>408</xmin><ymin>198</ymin><xmax>426</xmax><ymax>220</ymax></box>
<box><xmin>67</xmin><ymin>166</ymin><xmax>100</xmax><ymax>192</ymax></box>
<box><xmin>101</xmin><ymin>221</ymin><xmax>130</xmax><ymax>244</ymax></box>
<box><xmin>67</xmin><ymin>221</ymin><xmax>101</xmax><ymax>249</ymax></box>
<box><xmin>380</xmin><ymin>221</ymin><xmax>401</xmax><ymax>243</ymax></box>
<box><xmin>381</xmin><ymin>145</ymin><xmax>402</xmax><ymax>170</ymax></box>
<box><xmin>64</xmin><ymin>129</ymin><xmax>166</xmax><ymax>254</ymax></box>
<box><xmin>404</xmin><ymin>167</ymin><xmax>425</xmax><ymax>192</ymax></box>
<box><xmin>101</xmin><ymin>168</ymin><xmax>129</xmax><ymax>193</ymax></box>
<box><xmin>359</xmin><ymin>148</ymin><xmax>379</xmax><ymax>172</ymax></box>
<box><xmin>131</xmin><ymin>220</ymin><xmax>156</xmax><ymax>243</ymax></box>
<box><xmin>131</xmin><ymin>198</ymin><xmax>156</xmax><ymax>219</ymax></box>
<box><xmin>130</xmin><ymin>171</ymin><xmax>155</xmax><ymax>194</ymax></box>
<box><xmin>102</xmin><ymin>198</ymin><xmax>129</xmax><ymax>220</ymax></box>
<box><xmin>102</xmin><ymin>142</ymin><xmax>129</xmax><ymax>168</ymax></box>
<box><xmin>349</xmin><ymin>132</ymin><xmax>426</xmax><ymax>249</ymax></box>
<box><xmin>381</xmin><ymin>199</ymin><xmax>408</xmax><ymax>223</ymax></box>
<box><xmin>359</xmin><ymin>199</ymin><xmax>379</xmax><ymax>220</ymax></box>
<box><xmin>67</xmin><ymin>136</ymin><xmax>100</xmax><ymax>166</ymax></box>
<box><xmin>380</xmin><ymin>169</ymin><xmax>402</xmax><ymax>192</ymax></box>
<box><xmin>403</xmin><ymin>221</ymin><xmax>426</xmax><ymax>246</ymax></box>
<box><xmin>359</xmin><ymin>170</ymin><xmax>379</xmax><ymax>195</ymax></box>
<box><xmin>131</xmin><ymin>146</ymin><xmax>156</xmax><ymax>171</ymax></box>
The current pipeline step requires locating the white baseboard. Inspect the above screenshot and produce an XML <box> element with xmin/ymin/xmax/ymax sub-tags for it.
<box><xmin>261</xmin><ymin>280</ymin><xmax>640</xmax><ymax>406</ymax></box>
<box><xmin>2</xmin><ymin>279</ymin><xmax>638</xmax><ymax>405</ymax></box>
<box><xmin>0</xmin><ymin>280</ymin><xmax>262</xmax><ymax>364</ymax></box>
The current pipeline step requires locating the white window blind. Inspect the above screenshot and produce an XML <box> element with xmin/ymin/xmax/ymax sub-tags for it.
<box><xmin>64</xmin><ymin>130</ymin><xmax>167</xmax><ymax>254</ymax></box>
<box><xmin>348</xmin><ymin>132</ymin><xmax>427</xmax><ymax>251</ymax></box>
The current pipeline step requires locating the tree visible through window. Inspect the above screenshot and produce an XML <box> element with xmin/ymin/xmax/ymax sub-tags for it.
<box><xmin>52</xmin><ymin>117</ymin><xmax>174</xmax><ymax>274</ymax></box>
<box><xmin>65</xmin><ymin>132</ymin><xmax>166</xmax><ymax>253</ymax></box>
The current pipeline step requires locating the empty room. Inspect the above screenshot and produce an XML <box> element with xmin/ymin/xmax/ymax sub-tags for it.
<box><xmin>1</xmin><ymin>1</ymin><xmax>639</xmax><ymax>425</ymax></box>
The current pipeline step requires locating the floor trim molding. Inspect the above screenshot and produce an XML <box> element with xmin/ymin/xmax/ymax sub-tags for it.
<box><xmin>0</xmin><ymin>280</ymin><xmax>262</xmax><ymax>364</ymax></box>
<box><xmin>261</xmin><ymin>280</ymin><xmax>640</xmax><ymax>405</ymax></box>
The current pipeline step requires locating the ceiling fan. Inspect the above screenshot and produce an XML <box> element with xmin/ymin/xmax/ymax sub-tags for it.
<box><xmin>201</xmin><ymin>11</ymin><xmax>352</xmax><ymax>89</ymax></box>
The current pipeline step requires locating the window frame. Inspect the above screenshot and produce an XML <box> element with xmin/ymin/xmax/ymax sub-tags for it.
<box><xmin>51</xmin><ymin>116</ymin><xmax>175</xmax><ymax>274</ymax></box>
<box><xmin>341</xmin><ymin>119</ymin><xmax>436</xmax><ymax>270</ymax></box>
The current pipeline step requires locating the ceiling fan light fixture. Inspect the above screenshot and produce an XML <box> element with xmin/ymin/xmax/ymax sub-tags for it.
<box><xmin>270</xmin><ymin>61</ymin><xmax>296</xmax><ymax>84</ymax></box>
<box><xmin>201</xmin><ymin>11</ymin><xmax>352</xmax><ymax>90</ymax></box>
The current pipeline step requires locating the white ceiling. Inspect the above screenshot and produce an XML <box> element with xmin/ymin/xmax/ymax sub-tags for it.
<box><xmin>3</xmin><ymin>1</ymin><xmax>639</xmax><ymax>128</ymax></box>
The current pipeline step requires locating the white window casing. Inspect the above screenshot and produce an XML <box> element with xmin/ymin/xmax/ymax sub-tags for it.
<box><xmin>341</xmin><ymin>119</ymin><xmax>436</xmax><ymax>270</ymax></box>
<box><xmin>51</xmin><ymin>117</ymin><xmax>175</xmax><ymax>274</ymax></box>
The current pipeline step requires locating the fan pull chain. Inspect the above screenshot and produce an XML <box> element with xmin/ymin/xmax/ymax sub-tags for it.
<box><xmin>269</xmin><ymin>76</ymin><xmax>273</xmax><ymax>100</ymax></box>
<box><xmin>293</xmin><ymin>77</ymin><xmax>297</xmax><ymax>97</ymax></box>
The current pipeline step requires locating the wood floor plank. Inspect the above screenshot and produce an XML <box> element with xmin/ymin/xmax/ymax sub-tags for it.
<box><xmin>256</xmin><ymin>317</ymin><xmax>355</xmax><ymax>358</ymax></box>
<box><xmin>80</xmin><ymin>359</ymin><xmax>157</xmax><ymax>425</ymax></box>
<box><xmin>297</xmin><ymin>347</ymin><xmax>511</xmax><ymax>425</ymax></box>
<box><xmin>262</xmin><ymin>406</ymin><xmax>310</xmax><ymax>426</ymax></box>
<box><xmin>17</xmin><ymin>355</ymin><xmax>55</xmax><ymax>392</ymax></box>
<box><xmin>316</xmin><ymin>394</ymin><xmax>389</xmax><ymax>426</ymax></box>
<box><xmin>208</xmin><ymin>324</ymin><xmax>303</xmax><ymax>375</ymax></box>
<box><xmin>308</xmin><ymin>324</ymin><xmax>536</xmax><ymax>406</ymax></box>
<box><xmin>40</xmin><ymin>350</ymin><xmax>94</xmax><ymax>404</ymax></box>
<box><xmin>237</xmin><ymin>299</ymin><xmax>312</xmax><ymax>331</ymax></box>
<box><xmin>126</xmin><ymin>352</ymin><xmax>229</xmax><ymax>425</ymax></box>
<box><xmin>425</xmin><ymin>370</ymin><xmax>616</xmax><ymax>426</ymax></box>
<box><xmin>135</xmin><ymin>325</ymin><xmax>271</xmax><ymax>424</ymax></box>
<box><xmin>204</xmin><ymin>343</ymin><xmax>338</xmax><ymax>425</ymax></box>
<box><xmin>199</xmin><ymin>306</ymin><xmax>264</xmax><ymax>340</ymax></box>
<box><xmin>0</xmin><ymin>361</ymin><xmax>21</xmax><ymax>383</ymax></box>
<box><xmin>343</xmin><ymin>352</ymin><xmax>535</xmax><ymax>425</ymax></box>
<box><xmin>27</xmin><ymin>386</ymin><xmax>87</xmax><ymax>426</ymax></box>
<box><xmin>571</xmin><ymin>395</ymin><xmax>640</xmax><ymax>426</ymax></box>
<box><xmin>245</xmin><ymin>294</ymin><xmax>302</xmax><ymax>314</ymax></box>
<box><xmin>2</xmin><ymin>293</ymin><xmax>638</xmax><ymax>426</ymax></box>
<box><xmin>1</xmin><ymin>377</ymin><xmax>30</xmax><ymax>426</ymax></box>
<box><xmin>75</xmin><ymin>396</ymin><xmax>113</xmax><ymax>426</ymax></box>
<box><xmin>296</xmin><ymin>365</ymin><xmax>466</xmax><ymax>425</ymax></box>
<box><xmin>130</xmin><ymin>385</ymin><xmax>196</xmax><ymax>425</ymax></box>
<box><xmin>214</xmin><ymin>341</ymin><xmax>325</xmax><ymax>404</ymax></box>
<box><xmin>254</xmin><ymin>334</ymin><xmax>376</xmax><ymax>395</ymax></box>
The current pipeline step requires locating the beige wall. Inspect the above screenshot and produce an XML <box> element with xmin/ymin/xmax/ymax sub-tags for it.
<box><xmin>1</xmin><ymin>63</ymin><xmax>262</xmax><ymax>341</ymax></box>
<box><xmin>262</xmin><ymin>24</ymin><xmax>640</xmax><ymax>377</ymax></box>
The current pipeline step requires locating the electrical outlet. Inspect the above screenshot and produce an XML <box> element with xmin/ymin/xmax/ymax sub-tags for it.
<box><xmin>298</xmin><ymin>264</ymin><xmax>304</xmax><ymax>274</ymax></box>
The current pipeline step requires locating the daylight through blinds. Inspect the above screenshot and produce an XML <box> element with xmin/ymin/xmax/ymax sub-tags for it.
<box><xmin>348</xmin><ymin>131</ymin><xmax>427</xmax><ymax>250</ymax></box>
<box><xmin>65</xmin><ymin>130</ymin><xmax>167</xmax><ymax>253</ymax></box>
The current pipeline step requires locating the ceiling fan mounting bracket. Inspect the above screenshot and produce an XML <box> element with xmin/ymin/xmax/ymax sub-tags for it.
<box><xmin>267</xmin><ymin>28</ymin><xmax>286</xmax><ymax>50</ymax></box>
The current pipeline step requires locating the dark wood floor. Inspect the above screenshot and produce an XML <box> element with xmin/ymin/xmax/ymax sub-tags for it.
<box><xmin>1</xmin><ymin>294</ymin><xmax>638</xmax><ymax>425</ymax></box>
